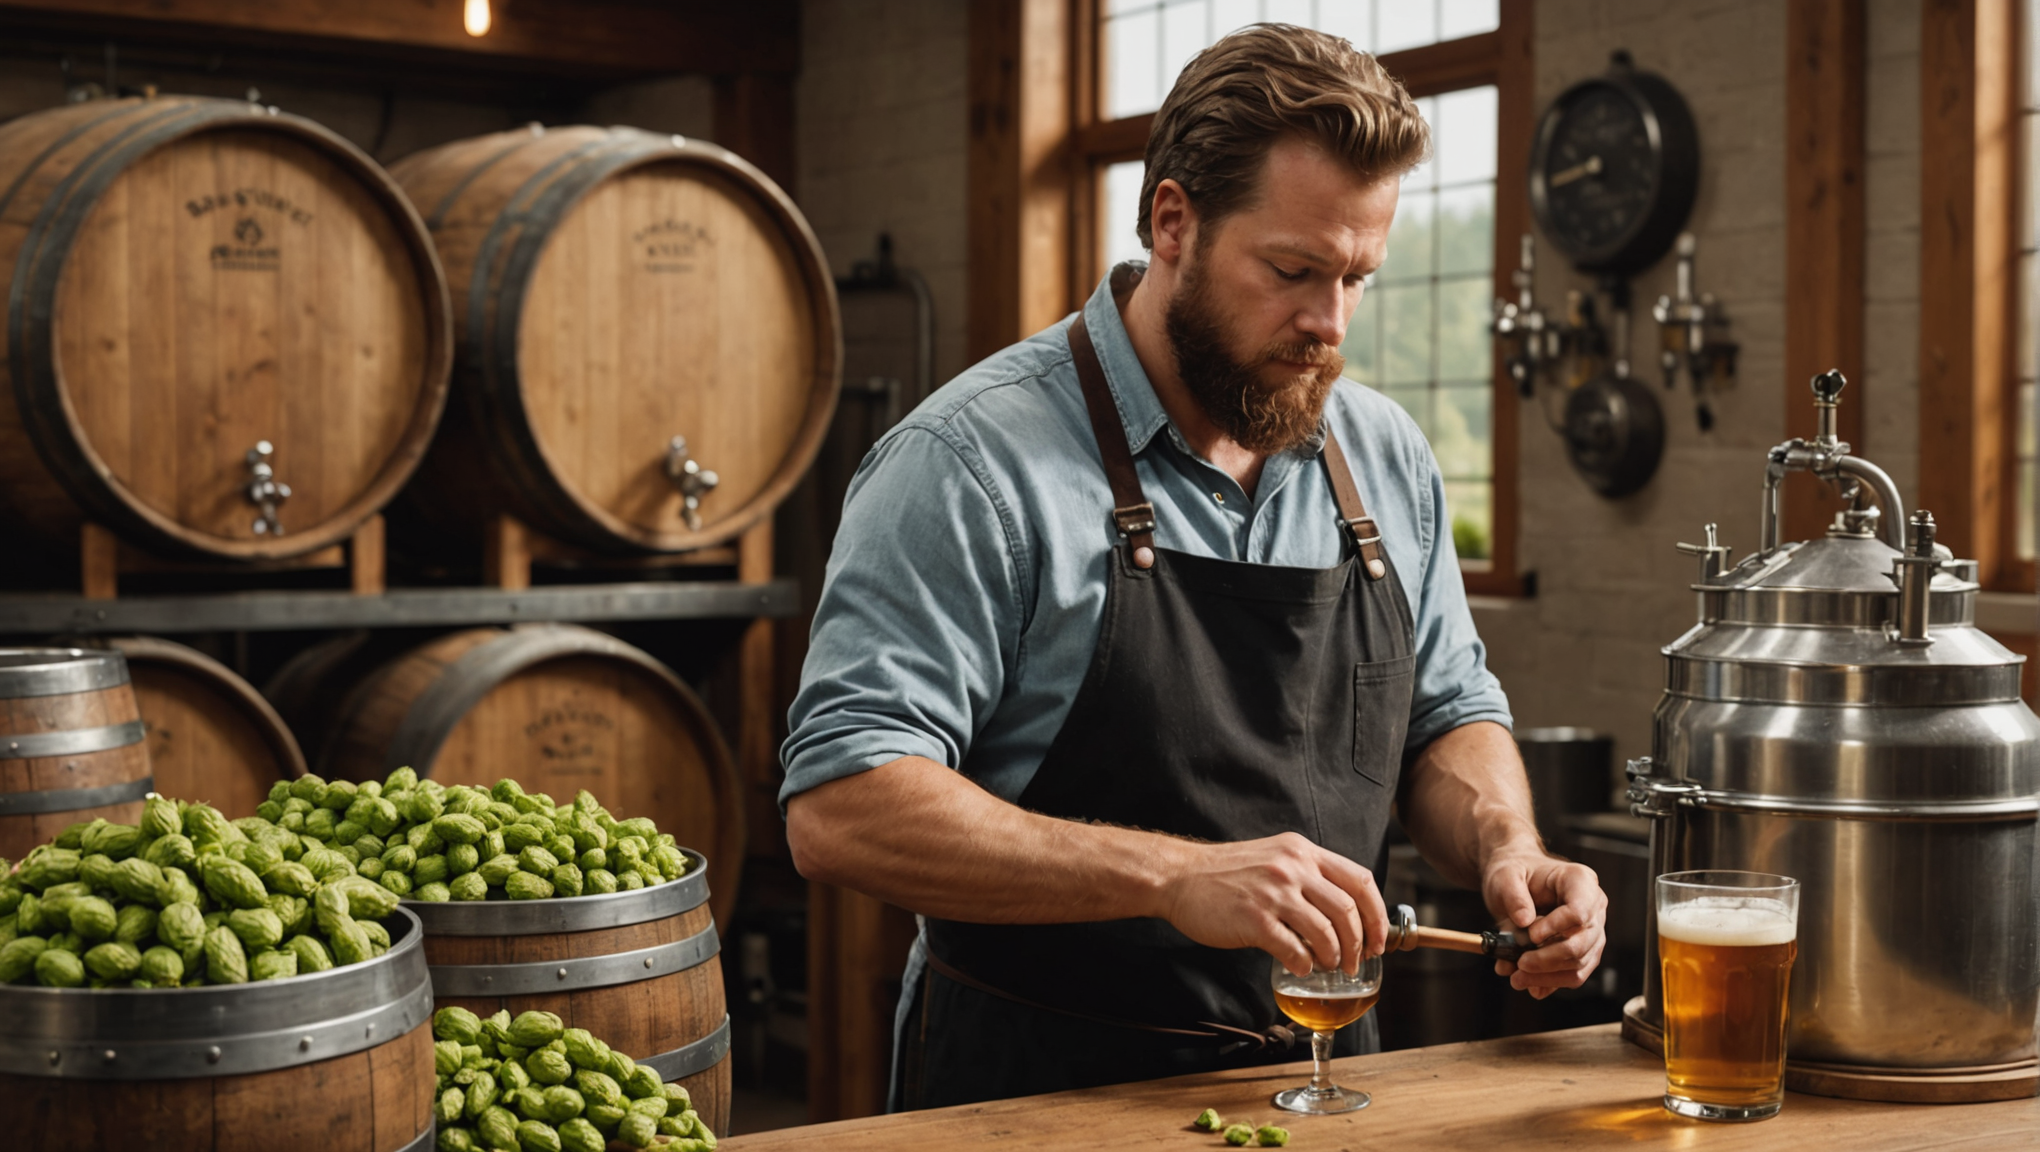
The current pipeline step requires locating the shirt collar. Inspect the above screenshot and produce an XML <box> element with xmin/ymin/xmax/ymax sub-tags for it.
<box><xmin>1080</xmin><ymin>263</ymin><xmax>1174</xmax><ymax>455</ymax></box>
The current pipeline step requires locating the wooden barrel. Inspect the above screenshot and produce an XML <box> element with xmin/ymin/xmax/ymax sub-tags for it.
<box><xmin>389</xmin><ymin>124</ymin><xmax>840</xmax><ymax>554</ymax></box>
<box><xmin>410</xmin><ymin>853</ymin><xmax>731</xmax><ymax>1136</ymax></box>
<box><xmin>0</xmin><ymin>906</ymin><xmax>435</xmax><ymax>1152</ymax></box>
<box><xmin>88</xmin><ymin>637</ymin><xmax>305</xmax><ymax>818</ymax></box>
<box><xmin>0</xmin><ymin>95</ymin><xmax>452</xmax><ymax>561</ymax></box>
<box><xmin>0</xmin><ymin>648</ymin><xmax>151</xmax><ymax>860</ymax></box>
<box><xmin>266</xmin><ymin>624</ymin><xmax>745</xmax><ymax>925</ymax></box>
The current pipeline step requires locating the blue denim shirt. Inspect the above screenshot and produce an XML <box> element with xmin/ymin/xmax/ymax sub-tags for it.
<box><xmin>780</xmin><ymin>269</ymin><xmax>1512</xmax><ymax>808</ymax></box>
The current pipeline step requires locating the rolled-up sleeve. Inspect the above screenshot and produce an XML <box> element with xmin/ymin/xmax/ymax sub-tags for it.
<box><xmin>779</xmin><ymin>425</ymin><xmax>1025</xmax><ymax>808</ymax></box>
<box><xmin>1401</xmin><ymin>426</ymin><xmax>1513</xmax><ymax>756</ymax></box>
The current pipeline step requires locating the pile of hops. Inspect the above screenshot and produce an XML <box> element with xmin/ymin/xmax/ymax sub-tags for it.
<box><xmin>432</xmin><ymin>1007</ymin><xmax>715</xmax><ymax>1151</ymax></box>
<box><xmin>0</xmin><ymin>795</ymin><xmax>400</xmax><ymax>988</ymax></box>
<box><xmin>256</xmin><ymin>768</ymin><xmax>693</xmax><ymax>903</ymax></box>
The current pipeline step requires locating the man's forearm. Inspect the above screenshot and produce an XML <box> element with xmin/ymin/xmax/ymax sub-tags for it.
<box><xmin>1397</xmin><ymin>720</ymin><xmax>1544</xmax><ymax>891</ymax></box>
<box><xmin>786</xmin><ymin>755</ymin><xmax>1187</xmax><ymax>924</ymax></box>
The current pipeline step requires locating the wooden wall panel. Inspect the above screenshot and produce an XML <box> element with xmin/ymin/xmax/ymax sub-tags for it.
<box><xmin>1783</xmin><ymin>0</ymin><xmax>1867</xmax><ymax>543</ymax></box>
<box><xmin>1918</xmin><ymin>0</ymin><xmax>2019</xmax><ymax>576</ymax></box>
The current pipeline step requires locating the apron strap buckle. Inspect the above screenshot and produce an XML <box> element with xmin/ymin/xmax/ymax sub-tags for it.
<box><xmin>1114</xmin><ymin>502</ymin><xmax>1157</xmax><ymax>537</ymax></box>
<box><xmin>1343</xmin><ymin>517</ymin><xmax>1387</xmax><ymax>580</ymax></box>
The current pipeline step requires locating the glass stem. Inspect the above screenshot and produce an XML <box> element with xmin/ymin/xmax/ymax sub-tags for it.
<box><xmin>1310</xmin><ymin>1029</ymin><xmax>1334</xmax><ymax>1094</ymax></box>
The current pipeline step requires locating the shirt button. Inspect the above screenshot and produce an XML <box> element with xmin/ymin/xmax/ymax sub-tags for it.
<box><xmin>1212</xmin><ymin>492</ymin><xmax>1225</xmax><ymax>505</ymax></box>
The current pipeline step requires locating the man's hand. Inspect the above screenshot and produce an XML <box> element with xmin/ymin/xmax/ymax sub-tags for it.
<box><xmin>1155</xmin><ymin>831</ymin><xmax>1388</xmax><ymax>978</ymax></box>
<box><xmin>1482</xmin><ymin>852</ymin><xmax>1608</xmax><ymax>999</ymax></box>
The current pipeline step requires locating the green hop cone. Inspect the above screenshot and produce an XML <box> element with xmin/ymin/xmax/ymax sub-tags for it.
<box><xmin>436</xmin><ymin>1039</ymin><xmax>465</xmax><ymax>1077</ymax></box>
<box><xmin>81</xmin><ymin>821</ymin><xmax>142</xmax><ymax>860</ymax></box>
<box><xmin>331</xmin><ymin>875</ymin><xmax>401</xmax><ymax>919</ymax></box>
<box><xmin>585</xmin><ymin>1103</ymin><xmax>626</xmax><ymax>1136</ymax></box>
<box><xmin>1255</xmin><ymin>1124</ymin><xmax>1291</xmax><ymax>1147</ymax></box>
<box><xmin>407</xmin><ymin>822</ymin><xmax>446</xmax><ymax>856</ymax></box>
<box><xmin>414</xmin><ymin>854</ymin><xmax>450</xmax><ymax>886</ymax></box>
<box><xmin>576</xmin><ymin>848</ymin><xmax>607</xmax><ymax>873</ymax></box>
<box><xmin>556</xmin><ymin>1117</ymin><xmax>604</xmax><ymax>1152</ymax></box>
<box><xmin>414</xmin><ymin>881</ymin><xmax>452</xmax><ymax>902</ymax></box>
<box><xmin>379</xmin><ymin>870</ymin><xmax>412</xmax><ymax>897</ymax></box>
<box><xmin>602</xmin><ymin>1050</ymin><xmax>636</xmax><ymax>1086</ymax></box>
<box><xmin>434</xmin><ymin>813</ymin><xmax>487</xmax><ymax>845</ymax></box>
<box><xmin>156</xmin><ymin>866</ymin><xmax>202</xmax><ymax>907</ymax></box>
<box><xmin>313</xmin><ymin>885</ymin><xmax>352</xmax><ymax>934</ymax></box>
<box><xmin>140</xmin><ymin>795</ymin><xmax>181</xmax><ymax>840</ymax></box>
<box><xmin>287</xmin><ymin>934</ymin><xmax>334</xmax><ymax>972</ymax></box>
<box><xmin>550</xmin><ymin>864</ymin><xmax>583</xmax><ymax>898</ymax></box>
<box><xmin>623</xmin><ymin>1064</ymin><xmax>663</xmax><ymax>1101</ymax></box>
<box><xmin>80</xmin><ymin>852</ymin><xmax>121</xmax><ymax>892</ymax></box>
<box><xmin>264</xmin><ymin>860</ymin><xmax>318</xmax><ymax>897</ymax></box>
<box><xmin>227</xmin><ymin>907</ymin><xmax>285</xmax><ymax>951</ymax></box>
<box><xmin>382</xmin><ymin>843</ymin><xmax>419</xmax><ymax>873</ymax></box>
<box><xmin>478</xmin><ymin>854</ymin><xmax>522</xmax><ymax>886</ymax></box>
<box><xmin>204</xmin><ymin>925</ymin><xmax>249</xmax><ymax>984</ymax></box>
<box><xmin>447</xmin><ymin>843</ymin><xmax>481</xmax><ymax>877</ymax></box>
<box><xmin>584</xmin><ymin>869</ymin><xmax>618</xmax><ymax>895</ymax></box>
<box><xmin>437</xmin><ymin>1127</ymin><xmax>478</xmax><ymax>1152</ymax></box>
<box><xmin>650</xmin><ymin>845</ymin><xmax>686</xmax><ymax>881</ymax></box>
<box><xmin>543</xmin><ymin>1085</ymin><xmax>586</xmax><ymax>1122</ymax></box>
<box><xmin>301</xmin><ymin>847</ymin><xmax>355</xmax><ymax>883</ymax></box>
<box><xmin>356</xmin><ymin>856</ymin><xmax>385</xmax><ymax>882</ymax></box>
<box><xmin>498</xmin><ymin>1058</ymin><xmax>532</xmax><ymax>1092</ymax></box>
<box><xmin>527</xmin><ymin>1048</ymin><xmax>573</xmax><ymax>1086</ymax></box>
<box><xmin>626</xmin><ymin>1095</ymin><xmax>668</xmax><ymax>1119</ymax></box>
<box><xmin>15</xmin><ymin>892</ymin><xmax>47</xmax><ymax>935</ymax></box>
<box><xmin>0</xmin><ymin>936</ymin><xmax>48</xmax><ymax>982</ymax></box>
<box><xmin>20</xmin><ymin>845</ymin><xmax>82</xmax><ymax>889</ymax></box>
<box><xmin>1223</xmin><ymin>1123</ymin><xmax>1255</xmax><ymax>1147</ymax></box>
<box><xmin>562</xmin><ymin>1029</ymin><xmax>609</xmax><ymax>1071</ymax></box>
<box><xmin>269</xmin><ymin>893</ymin><xmax>311</xmax><ymax>937</ymax></box>
<box><xmin>514</xmin><ymin>1119</ymin><xmax>563</xmax><ymax>1152</ymax></box>
<box><xmin>501</xmin><ymin>823</ymin><xmax>544</xmax><ymax>853</ymax></box>
<box><xmin>477</xmin><ymin>1106</ymin><xmax>519</xmax><ymax>1151</ymax></box>
<box><xmin>158</xmin><ymin>901</ymin><xmax>206</xmax><ymax>952</ymax></box>
<box><xmin>328</xmin><ymin>916</ymin><xmax>373</xmax><ymax>966</ymax></box>
<box><xmin>242</xmin><ymin>841</ymin><xmax>284</xmax><ymax>877</ymax></box>
<box><xmin>508</xmin><ymin>1009</ymin><xmax>565</xmax><ymax>1048</ymax></box>
<box><xmin>437</xmin><ymin>1086</ymin><xmax>467</xmax><ymax>1126</ymax></box>
<box><xmin>1193</xmin><ymin>1108</ymin><xmax>1225</xmax><ymax>1132</ymax></box>
<box><xmin>615</xmin><ymin>1111</ymin><xmax>656</xmax><ymax>1148</ymax></box>
<box><xmin>360</xmin><ymin>918</ymin><xmax>392</xmax><ymax>954</ymax></box>
<box><xmin>572</xmin><ymin>1068</ymin><xmax>621</xmax><ymax>1108</ymax></box>
<box><xmin>36</xmin><ymin>946</ymin><xmax>85</xmax><ymax>987</ymax></box>
<box><xmin>408</xmin><ymin>788</ymin><xmax>447</xmax><ymax>825</ymax></box>
<box><xmin>386</xmin><ymin>766</ymin><xmax>419</xmax><ymax>792</ymax></box>
<box><xmin>662</xmin><ymin>1084</ymin><xmax>691</xmax><ymax>1108</ymax></box>
<box><xmin>465</xmin><ymin>1070</ymin><xmax>499</xmax><ymax>1118</ymax></box>
<box><xmin>110</xmin><ymin>857</ymin><xmax>166</xmax><ymax>906</ymax></box>
<box><xmin>200</xmin><ymin>855</ymin><xmax>270</xmax><ymax>910</ymax></box>
<box><xmin>316</xmin><ymin>780</ymin><xmax>358</xmax><ymax>811</ymax></box>
<box><xmin>251</xmin><ymin>949</ymin><xmax>299</xmax><ymax>981</ymax></box>
<box><xmin>142</xmin><ymin>833</ymin><xmax>196</xmax><ymax>871</ymax></box>
<box><xmin>139</xmin><ymin>945</ymin><xmax>184</xmax><ymax>985</ymax></box>
<box><xmin>114</xmin><ymin>903</ymin><xmax>157</xmax><ymax>945</ymax></box>
<box><xmin>448</xmin><ymin>872</ymin><xmax>488</xmax><ymax>901</ymax></box>
<box><xmin>436</xmin><ymin>1006</ymin><xmax>486</xmax><ymax>1044</ymax></box>
<box><xmin>617</xmin><ymin>871</ymin><xmax>645</xmax><ymax>892</ymax></box>
<box><xmin>504</xmin><ymin>871</ymin><xmax>554</xmax><ymax>901</ymax></box>
<box><xmin>69</xmin><ymin>895</ymin><xmax>118</xmax><ymax>941</ymax></box>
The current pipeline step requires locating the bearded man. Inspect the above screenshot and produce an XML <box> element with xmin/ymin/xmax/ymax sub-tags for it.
<box><xmin>780</xmin><ymin>24</ymin><xmax>1609</xmax><ymax>1109</ymax></box>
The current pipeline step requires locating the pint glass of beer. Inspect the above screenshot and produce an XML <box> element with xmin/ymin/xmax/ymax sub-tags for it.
<box><xmin>1656</xmin><ymin>870</ymin><xmax>1800</xmax><ymax>1121</ymax></box>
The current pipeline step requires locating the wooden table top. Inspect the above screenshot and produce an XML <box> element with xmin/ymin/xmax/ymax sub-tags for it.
<box><xmin>725</xmin><ymin>1024</ymin><xmax>2039</xmax><ymax>1150</ymax></box>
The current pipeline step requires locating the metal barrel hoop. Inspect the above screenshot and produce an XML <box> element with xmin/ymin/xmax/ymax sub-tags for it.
<box><xmin>637</xmin><ymin>1015</ymin><xmax>732</xmax><ymax>1083</ymax></box>
<box><xmin>401</xmin><ymin>849</ymin><xmax>708</xmax><ymax>936</ymax></box>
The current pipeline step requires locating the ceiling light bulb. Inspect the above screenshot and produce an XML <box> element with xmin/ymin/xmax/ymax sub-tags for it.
<box><xmin>464</xmin><ymin>0</ymin><xmax>492</xmax><ymax>37</ymax></box>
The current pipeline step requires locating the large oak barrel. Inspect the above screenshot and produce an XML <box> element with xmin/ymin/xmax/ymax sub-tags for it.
<box><xmin>0</xmin><ymin>95</ymin><xmax>452</xmax><ymax>562</ymax></box>
<box><xmin>266</xmin><ymin>624</ymin><xmax>745</xmax><ymax>925</ymax></box>
<box><xmin>411</xmin><ymin>853</ymin><xmax>730</xmax><ymax>1136</ymax></box>
<box><xmin>0</xmin><ymin>649</ymin><xmax>150</xmax><ymax>860</ymax></box>
<box><xmin>389</xmin><ymin>124</ymin><xmax>839</xmax><ymax>554</ymax></box>
<box><xmin>88</xmin><ymin>637</ymin><xmax>306</xmax><ymax>818</ymax></box>
<box><xmin>0</xmin><ymin>906</ymin><xmax>435</xmax><ymax>1152</ymax></box>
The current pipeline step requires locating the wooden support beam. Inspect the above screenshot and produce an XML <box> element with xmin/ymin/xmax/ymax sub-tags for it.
<box><xmin>968</xmin><ymin>0</ymin><xmax>1074</xmax><ymax>362</ymax></box>
<box><xmin>81</xmin><ymin>523</ymin><xmax>118</xmax><ymax>600</ymax></box>
<box><xmin>1783</xmin><ymin>0</ymin><xmax>1867</xmax><ymax>543</ymax></box>
<box><xmin>0</xmin><ymin>0</ymin><xmax>797</xmax><ymax>79</ymax></box>
<box><xmin>482</xmin><ymin>513</ymin><xmax>530</xmax><ymax>591</ymax></box>
<box><xmin>806</xmin><ymin>881</ymin><xmax>919</xmax><ymax>1123</ymax></box>
<box><xmin>1918</xmin><ymin>0</ymin><xmax>2019</xmax><ymax>577</ymax></box>
<box><xmin>349</xmin><ymin>515</ymin><xmax>386</xmax><ymax>596</ymax></box>
<box><xmin>734</xmin><ymin>519</ymin><xmax>786</xmax><ymax>865</ymax></box>
<box><xmin>712</xmin><ymin>72</ymin><xmax>798</xmax><ymax>194</ymax></box>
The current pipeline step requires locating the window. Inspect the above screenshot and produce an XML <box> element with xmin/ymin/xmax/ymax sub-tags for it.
<box><xmin>1080</xmin><ymin>0</ymin><xmax>1528</xmax><ymax>591</ymax></box>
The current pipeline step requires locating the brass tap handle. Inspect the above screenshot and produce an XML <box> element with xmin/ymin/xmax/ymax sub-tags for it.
<box><xmin>1387</xmin><ymin>904</ymin><xmax>1549</xmax><ymax>963</ymax></box>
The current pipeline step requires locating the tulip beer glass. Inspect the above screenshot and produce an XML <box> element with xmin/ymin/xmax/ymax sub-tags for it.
<box><xmin>1656</xmin><ymin>870</ymin><xmax>1800</xmax><ymax>1121</ymax></box>
<box><xmin>1269</xmin><ymin>953</ymin><xmax>1384</xmax><ymax>1114</ymax></box>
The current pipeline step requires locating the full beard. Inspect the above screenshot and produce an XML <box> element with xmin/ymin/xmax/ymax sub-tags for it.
<box><xmin>1163</xmin><ymin>261</ymin><xmax>1345</xmax><ymax>455</ymax></box>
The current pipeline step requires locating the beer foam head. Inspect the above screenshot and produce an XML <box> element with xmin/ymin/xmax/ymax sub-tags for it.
<box><xmin>1658</xmin><ymin>897</ymin><xmax>1796</xmax><ymax>947</ymax></box>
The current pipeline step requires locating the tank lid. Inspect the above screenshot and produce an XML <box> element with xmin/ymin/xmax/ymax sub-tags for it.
<box><xmin>1699</xmin><ymin>536</ymin><xmax>1975</xmax><ymax>629</ymax></box>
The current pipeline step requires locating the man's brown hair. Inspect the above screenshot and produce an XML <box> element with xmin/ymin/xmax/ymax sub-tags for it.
<box><xmin>1136</xmin><ymin>23</ymin><xmax>1431</xmax><ymax>249</ymax></box>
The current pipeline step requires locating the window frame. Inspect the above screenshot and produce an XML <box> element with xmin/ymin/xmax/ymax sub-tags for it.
<box><xmin>1065</xmin><ymin>0</ymin><xmax>1533</xmax><ymax>596</ymax></box>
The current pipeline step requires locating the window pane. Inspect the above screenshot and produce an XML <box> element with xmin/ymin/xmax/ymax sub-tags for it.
<box><xmin>1106</xmin><ymin>8</ymin><xmax>1162</xmax><ymax>119</ymax></box>
<box><xmin>1402</xmin><ymin>96</ymin><xmax>1440</xmax><ymax>192</ymax></box>
<box><xmin>1382</xmin><ymin>189</ymin><xmax>1436</xmax><ymax>284</ymax></box>
<box><xmin>1103</xmin><ymin>160</ymin><xmax>1150</xmax><ymax>271</ymax></box>
<box><xmin>1162</xmin><ymin>1</ymin><xmax>1212</xmax><ymax>93</ymax></box>
<box><xmin>1437</xmin><ymin>384</ymin><xmax>1493</xmax><ymax>480</ymax></box>
<box><xmin>1213</xmin><ymin>0</ymin><xmax>1262</xmax><ymax>38</ymax></box>
<box><xmin>1439</xmin><ymin>0</ymin><xmax>1500</xmax><ymax>41</ymax></box>
<box><xmin>1378</xmin><ymin>284</ymin><xmax>1434</xmax><ymax>385</ymax></box>
<box><xmin>1341</xmin><ymin>280</ymin><xmax>1380</xmax><ymax>383</ymax></box>
<box><xmin>1264</xmin><ymin>0</ymin><xmax>1313</xmax><ymax>27</ymax></box>
<box><xmin>1436</xmin><ymin>277</ymin><xmax>1494</xmax><ymax>381</ymax></box>
<box><xmin>1436</xmin><ymin>87</ymin><xmax>1499</xmax><ymax>186</ymax></box>
<box><xmin>1383</xmin><ymin>384</ymin><xmax>1433</xmax><ymax>438</ymax></box>
<box><xmin>1437</xmin><ymin>183</ymin><xmax>1494</xmax><ymax>276</ymax></box>
<box><xmin>1377</xmin><ymin>0</ymin><xmax>1439</xmax><ymax>53</ymax></box>
<box><xmin>1317</xmin><ymin>0</ymin><xmax>1374</xmax><ymax>50</ymax></box>
<box><xmin>1446</xmin><ymin>480</ymin><xmax>1493</xmax><ymax>562</ymax></box>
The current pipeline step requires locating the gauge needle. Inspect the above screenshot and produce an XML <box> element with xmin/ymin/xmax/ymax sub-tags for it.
<box><xmin>1549</xmin><ymin>155</ymin><xmax>1604</xmax><ymax>188</ymax></box>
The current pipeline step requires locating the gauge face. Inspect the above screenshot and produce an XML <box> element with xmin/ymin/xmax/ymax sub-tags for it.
<box><xmin>1529</xmin><ymin>69</ymin><xmax>1698</xmax><ymax>275</ymax></box>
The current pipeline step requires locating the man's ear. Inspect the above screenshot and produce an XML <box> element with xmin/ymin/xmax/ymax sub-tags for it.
<box><xmin>1149</xmin><ymin>178</ymin><xmax>1197</xmax><ymax>268</ymax></box>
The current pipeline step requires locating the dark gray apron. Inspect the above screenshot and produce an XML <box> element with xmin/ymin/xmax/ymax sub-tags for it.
<box><xmin>898</xmin><ymin>314</ymin><xmax>1420</xmax><ymax>1108</ymax></box>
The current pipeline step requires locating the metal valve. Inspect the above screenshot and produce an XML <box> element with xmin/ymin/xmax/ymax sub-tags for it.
<box><xmin>1675</xmin><ymin>522</ymin><xmax>1733</xmax><ymax>580</ymax></box>
<box><xmin>244</xmin><ymin>440</ymin><xmax>290</xmax><ymax>536</ymax></box>
<box><xmin>1651</xmin><ymin>232</ymin><xmax>1738</xmax><ymax>431</ymax></box>
<box><xmin>665</xmin><ymin>435</ymin><xmax>719</xmax><ymax>531</ymax></box>
<box><xmin>1491</xmin><ymin>234</ymin><xmax>1554</xmax><ymax>397</ymax></box>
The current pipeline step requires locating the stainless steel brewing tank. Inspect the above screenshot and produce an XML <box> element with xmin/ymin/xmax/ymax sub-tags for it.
<box><xmin>1627</xmin><ymin>372</ymin><xmax>2040</xmax><ymax>1091</ymax></box>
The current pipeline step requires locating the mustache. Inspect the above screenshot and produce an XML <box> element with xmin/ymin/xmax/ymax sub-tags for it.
<box><xmin>1254</xmin><ymin>341</ymin><xmax>1344</xmax><ymax>373</ymax></box>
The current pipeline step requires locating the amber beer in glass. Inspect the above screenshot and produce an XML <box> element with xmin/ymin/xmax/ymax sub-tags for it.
<box><xmin>1269</xmin><ymin>954</ymin><xmax>1384</xmax><ymax>1114</ymax></box>
<box><xmin>1656</xmin><ymin>871</ymin><xmax>1800</xmax><ymax>1122</ymax></box>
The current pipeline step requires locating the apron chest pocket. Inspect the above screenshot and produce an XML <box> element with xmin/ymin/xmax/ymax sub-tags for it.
<box><xmin>1351</xmin><ymin>654</ymin><xmax>1417</xmax><ymax>786</ymax></box>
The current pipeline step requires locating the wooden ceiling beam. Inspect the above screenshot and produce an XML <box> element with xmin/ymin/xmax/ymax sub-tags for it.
<box><xmin>0</xmin><ymin>0</ymin><xmax>798</xmax><ymax>79</ymax></box>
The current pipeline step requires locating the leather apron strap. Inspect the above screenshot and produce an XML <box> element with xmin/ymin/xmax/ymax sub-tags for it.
<box><xmin>1066</xmin><ymin>313</ymin><xmax>1387</xmax><ymax>578</ymax></box>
